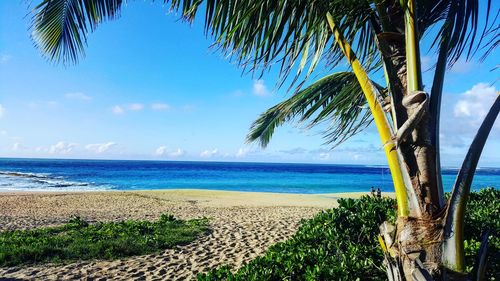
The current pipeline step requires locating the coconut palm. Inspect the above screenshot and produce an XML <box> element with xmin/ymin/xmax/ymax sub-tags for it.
<box><xmin>29</xmin><ymin>0</ymin><xmax>498</xmax><ymax>280</ymax></box>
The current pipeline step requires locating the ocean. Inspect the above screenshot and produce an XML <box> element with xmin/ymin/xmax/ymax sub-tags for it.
<box><xmin>0</xmin><ymin>158</ymin><xmax>498</xmax><ymax>193</ymax></box>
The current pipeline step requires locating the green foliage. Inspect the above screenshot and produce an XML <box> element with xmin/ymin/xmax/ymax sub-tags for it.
<box><xmin>199</xmin><ymin>188</ymin><xmax>499</xmax><ymax>280</ymax></box>
<box><xmin>247</xmin><ymin>72</ymin><xmax>386</xmax><ymax>148</ymax></box>
<box><xmin>31</xmin><ymin>0</ymin><xmax>123</xmax><ymax>63</ymax></box>
<box><xmin>463</xmin><ymin>188</ymin><xmax>500</xmax><ymax>279</ymax></box>
<box><xmin>0</xmin><ymin>214</ymin><xmax>209</xmax><ymax>266</ymax></box>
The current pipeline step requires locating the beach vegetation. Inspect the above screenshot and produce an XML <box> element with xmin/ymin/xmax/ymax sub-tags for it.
<box><xmin>0</xmin><ymin>214</ymin><xmax>209</xmax><ymax>266</ymax></box>
<box><xmin>28</xmin><ymin>0</ymin><xmax>499</xmax><ymax>279</ymax></box>
<box><xmin>198</xmin><ymin>188</ymin><xmax>499</xmax><ymax>280</ymax></box>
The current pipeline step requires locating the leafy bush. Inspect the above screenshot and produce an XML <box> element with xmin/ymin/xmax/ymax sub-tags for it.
<box><xmin>199</xmin><ymin>188</ymin><xmax>499</xmax><ymax>280</ymax></box>
<box><xmin>463</xmin><ymin>188</ymin><xmax>499</xmax><ymax>279</ymax></box>
<box><xmin>0</xmin><ymin>214</ymin><xmax>209</xmax><ymax>266</ymax></box>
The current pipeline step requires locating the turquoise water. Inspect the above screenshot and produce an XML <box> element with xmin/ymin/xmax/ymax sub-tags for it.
<box><xmin>0</xmin><ymin>158</ymin><xmax>498</xmax><ymax>193</ymax></box>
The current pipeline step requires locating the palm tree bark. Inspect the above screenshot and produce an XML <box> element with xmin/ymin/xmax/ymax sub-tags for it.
<box><xmin>378</xmin><ymin>35</ymin><xmax>441</xmax><ymax>217</ymax></box>
<box><xmin>376</xmin><ymin>1</ymin><xmax>445</xmax><ymax>279</ymax></box>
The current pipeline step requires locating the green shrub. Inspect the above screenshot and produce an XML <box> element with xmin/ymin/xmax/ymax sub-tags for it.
<box><xmin>0</xmin><ymin>214</ymin><xmax>209</xmax><ymax>266</ymax></box>
<box><xmin>463</xmin><ymin>188</ymin><xmax>499</xmax><ymax>279</ymax></box>
<box><xmin>199</xmin><ymin>188</ymin><xmax>499</xmax><ymax>281</ymax></box>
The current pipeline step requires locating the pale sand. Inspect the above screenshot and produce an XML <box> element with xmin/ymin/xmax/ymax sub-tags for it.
<box><xmin>0</xmin><ymin>189</ymin><xmax>373</xmax><ymax>280</ymax></box>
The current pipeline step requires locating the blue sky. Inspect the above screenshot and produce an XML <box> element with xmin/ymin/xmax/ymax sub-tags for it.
<box><xmin>0</xmin><ymin>1</ymin><xmax>499</xmax><ymax>166</ymax></box>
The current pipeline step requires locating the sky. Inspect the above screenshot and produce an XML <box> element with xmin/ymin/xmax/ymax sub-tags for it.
<box><xmin>0</xmin><ymin>1</ymin><xmax>499</xmax><ymax>166</ymax></box>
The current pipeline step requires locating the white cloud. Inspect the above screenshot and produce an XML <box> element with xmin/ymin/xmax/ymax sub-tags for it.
<box><xmin>49</xmin><ymin>141</ymin><xmax>77</xmax><ymax>154</ymax></box>
<box><xmin>85</xmin><ymin>142</ymin><xmax>116</xmax><ymax>153</ymax></box>
<box><xmin>128</xmin><ymin>103</ymin><xmax>144</xmax><ymax>111</ymax></box>
<box><xmin>27</xmin><ymin>102</ymin><xmax>39</xmax><ymax>109</ymax></box>
<box><xmin>11</xmin><ymin>142</ymin><xmax>26</xmax><ymax>152</ymax></box>
<box><xmin>0</xmin><ymin>104</ymin><xmax>4</xmax><ymax>118</ymax></box>
<box><xmin>453</xmin><ymin>83</ymin><xmax>497</xmax><ymax>124</ymax></box>
<box><xmin>111</xmin><ymin>105</ymin><xmax>125</xmax><ymax>115</ymax></box>
<box><xmin>113</xmin><ymin>103</ymin><xmax>170</xmax><ymax>114</ymax></box>
<box><xmin>35</xmin><ymin>146</ymin><xmax>48</xmax><ymax>153</ymax></box>
<box><xmin>65</xmin><ymin>92</ymin><xmax>92</xmax><ymax>101</ymax></box>
<box><xmin>151</xmin><ymin>103</ymin><xmax>171</xmax><ymax>111</ymax></box>
<box><xmin>155</xmin><ymin>146</ymin><xmax>168</xmax><ymax>156</ymax></box>
<box><xmin>236</xmin><ymin>147</ymin><xmax>249</xmax><ymax>158</ymax></box>
<box><xmin>253</xmin><ymin>79</ymin><xmax>270</xmax><ymax>96</ymax></box>
<box><xmin>47</xmin><ymin>101</ymin><xmax>59</xmax><ymax>107</ymax></box>
<box><xmin>200</xmin><ymin>148</ymin><xmax>219</xmax><ymax>158</ymax></box>
<box><xmin>170</xmin><ymin>148</ymin><xmax>185</xmax><ymax>157</ymax></box>
<box><xmin>319</xmin><ymin>153</ymin><xmax>330</xmax><ymax>161</ymax></box>
<box><xmin>352</xmin><ymin>154</ymin><xmax>363</xmax><ymax>161</ymax></box>
<box><xmin>0</xmin><ymin>130</ymin><xmax>7</xmax><ymax>136</ymax></box>
<box><xmin>0</xmin><ymin>53</ymin><xmax>12</xmax><ymax>63</ymax></box>
<box><xmin>155</xmin><ymin>146</ymin><xmax>186</xmax><ymax>157</ymax></box>
<box><xmin>439</xmin><ymin>83</ymin><xmax>499</xmax><ymax>153</ymax></box>
<box><xmin>280</xmin><ymin>147</ymin><xmax>308</xmax><ymax>155</ymax></box>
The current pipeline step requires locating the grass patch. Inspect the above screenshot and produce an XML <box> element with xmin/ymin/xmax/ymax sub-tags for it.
<box><xmin>0</xmin><ymin>214</ymin><xmax>209</xmax><ymax>266</ymax></box>
<box><xmin>199</xmin><ymin>188</ymin><xmax>499</xmax><ymax>281</ymax></box>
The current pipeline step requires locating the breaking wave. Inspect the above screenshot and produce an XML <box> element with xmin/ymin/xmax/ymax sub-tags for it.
<box><xmin>0</xmin><ymin>171</ymin><xmax>113</xmax><ymax>191</ymax></box>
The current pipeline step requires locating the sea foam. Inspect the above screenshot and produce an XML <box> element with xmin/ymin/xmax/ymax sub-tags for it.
<box><xmin>0</xmin><ymin>171</ymin><xmax>113</xmax><ymax>192</ymax></box>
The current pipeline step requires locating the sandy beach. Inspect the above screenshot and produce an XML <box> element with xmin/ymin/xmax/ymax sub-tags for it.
<box><xmin>0</xmin><ymin>190</ymin><xmax>370</xmax><ymax>280</ymax></box>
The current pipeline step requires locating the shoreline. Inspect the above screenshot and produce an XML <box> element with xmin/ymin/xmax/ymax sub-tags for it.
<box><xmin>0</xmin><ymin>188</ymin><xmax>386</xmax><ymax>195</ymax></box>
<box><xmin>0</xmin><ymin>189</ymin><xmax>389</xmax><ymax>208</ymax></box>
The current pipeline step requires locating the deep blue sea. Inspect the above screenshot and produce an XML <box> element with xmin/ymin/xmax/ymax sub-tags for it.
<box><xmin>0</xmin><ymin>158</ymin><xmax>498</xmax><ymax>193</ymax></box>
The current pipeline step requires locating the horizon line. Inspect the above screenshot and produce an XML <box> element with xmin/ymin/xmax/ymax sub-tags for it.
<box><xmin>1</xmin><ymin>156</ymin><xmax>496</xmax><ymax>169</ymax></box>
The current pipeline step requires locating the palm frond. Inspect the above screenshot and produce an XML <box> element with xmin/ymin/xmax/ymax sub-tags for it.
<box><xmin>31</xmin><ymin>0</ymin><xmax>123</xmax><ymax>63</ymax></box>
<box><xmin>199</xmin><ymin>0</ymin><xmax>381</xmax><ymax>89</ymax></box>
<box><xmin>427</xmin><ymin>0</ymin><xmax>460</xmax><ymax>208</ymax></box>
<box><xmin>420</xmin><ymin>0</ymin><xmax>497</xmax><ymax>65</ymax></box>
<box><xmin>246</xmin><ymin>72</ymin><xmax>384</xmax><ymax>148</ymax></box>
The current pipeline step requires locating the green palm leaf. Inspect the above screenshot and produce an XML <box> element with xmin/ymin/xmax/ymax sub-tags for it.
<box><xmin>419</xmin><ymin>0</ymin><xmax>497</xmax><ymax>65</ymax></box>
<box><xmin>176</xmin><ymin>0</ymin><xmax>381</xmax><ymax>84</ymax></box>
<box><xmin>31</xmin><ymin>0</ymin><xmax>123</xmax><ymax>63</ymax></box>
<box><xmin>247</xmin><ymin>71</ymin><xmax>385</xmax><ymax>148</ymax></box>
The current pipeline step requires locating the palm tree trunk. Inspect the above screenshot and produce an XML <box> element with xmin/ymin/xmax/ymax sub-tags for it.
<box><xmin>380</xmin><ymin>1</ymin><xmax>446</xmax><ymax>279</ymax></box>
<box><xmin>329</xmin><ymin>12</ymin><xmax>445</xmax><ymax>278</ymax></box>
<box><xmin>330</xmin><ymin>1</ymin><xmax>449</xmax><ymax>278</ymax></box>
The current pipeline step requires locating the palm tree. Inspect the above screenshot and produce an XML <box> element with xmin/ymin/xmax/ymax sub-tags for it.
<box><xmin>29</xmin><ymin>0</ymin><xmax>498</xmax><ymax>280</ymax></box>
